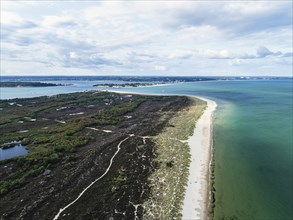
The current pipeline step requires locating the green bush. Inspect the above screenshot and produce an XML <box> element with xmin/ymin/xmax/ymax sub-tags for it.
<box><xmin>25</xmin><ymin>165</ymin><xmax>45</xmax><ymax>177</ymax></box>
<box><xmin>64</xmin><ymin>155</ymin><xmax>77</xmax><ymax>163</ymax></box>
<box><xmin>0</xmin><ymin>178</ymin><xmax>26</xmax><ymax>196</ymax></box>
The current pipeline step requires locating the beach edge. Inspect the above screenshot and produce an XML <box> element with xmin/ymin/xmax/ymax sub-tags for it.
<box><xmin>106</xmin><ymin>90</ymin><xmax>217</xmax><ymax>219</ymax></box>
<box><xmin>181</xmin><ymin>97</ymin><xmax>217</xmax><ymax>220</ymax></box>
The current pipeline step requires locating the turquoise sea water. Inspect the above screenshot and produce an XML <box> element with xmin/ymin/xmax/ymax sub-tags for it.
<box><xmin>1</xmin><ymin>79</ymin><xmax>292</xmax><ymax>219</ymax></box>
<box><xmin>107</xmin><ymin>80</ymin><xmax>293</xmax><ymax>220</ymax></box>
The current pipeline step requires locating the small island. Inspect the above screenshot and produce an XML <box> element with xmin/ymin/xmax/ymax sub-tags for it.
<box><xmin>0</xmin><ymin>82</ymin><xmax>66</xmax><ymax>87</ymax></box>
<box><xmin>93</xmin><ymin>82</ymin><xmax>166</xmax><ymax>88</ymax></box>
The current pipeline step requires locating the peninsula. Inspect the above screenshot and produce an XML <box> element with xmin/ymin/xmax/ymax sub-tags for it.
<box><xmin>0</xmin><ymin>91</ymin><xmax>211</xmax><ymax>219</ymax></box>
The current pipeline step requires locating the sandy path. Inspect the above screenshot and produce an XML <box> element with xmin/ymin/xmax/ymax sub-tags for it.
<box><xmin>95</xmin><ymin>90</ymin><xmax>217</xmax><ymax>218</ymax></box>
<box><xmin>182</xmin><ymin>97</ymin><xmax>217</xmax><ymax>220</ymax></box>
<box><xmin>53</xmin><ymin>135</ymin><xmax>132</xmax><ymax>220</ymax></box>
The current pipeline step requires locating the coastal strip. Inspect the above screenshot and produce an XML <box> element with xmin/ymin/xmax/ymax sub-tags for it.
<box><xmin>0</xmin><ymin>91</ymin><xmax>213</xmax><ymax>219</ymax></box>
<box><xmin>141</xmin><ymin>96</ymin><xmax>207</xmax><ymax>219</ymax></box>
<box><xmin>107</xmin><ymin>90</ymin><xmax>215</xmax><ymax>219</ymax></box>
<box><xmin>182</xmin><ymin>97</ymin><xmax>217</xmax><ymax>219</ymax></box>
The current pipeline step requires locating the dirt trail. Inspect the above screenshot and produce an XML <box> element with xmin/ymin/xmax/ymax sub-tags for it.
<box><xmin>53</xmin><ymin>136</ymin><xmax>131</xmax><ymax>220</ymax></box>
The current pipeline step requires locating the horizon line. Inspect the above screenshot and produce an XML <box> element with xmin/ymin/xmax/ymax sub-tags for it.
<box><xmin>1</xmin><ymin>75</ymin><xmax>292</xmax><ymax>78</ymax></box>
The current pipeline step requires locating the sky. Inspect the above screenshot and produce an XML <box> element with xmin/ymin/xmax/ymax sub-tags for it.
<box><xmin>1</xmin><ymin>1</ymin><xmax>292</xmax><ymax>76</ymax></box>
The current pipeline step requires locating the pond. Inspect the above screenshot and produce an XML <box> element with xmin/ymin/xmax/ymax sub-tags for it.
<box><xmin>0</xmin><ymin>144</ymin><xmax>28</xmax><ymax>160</ymax></box>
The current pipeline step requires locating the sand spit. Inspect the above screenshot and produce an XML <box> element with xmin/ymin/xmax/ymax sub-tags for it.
<box><xmin>182</xmin><ymin>97</ymin><xmax>217</xmax><ymax>220</ymax></box>
<box><xmin>104</xmin><ymin>90</ymin><xmax>217</xmax><ymax>218</ymax></box>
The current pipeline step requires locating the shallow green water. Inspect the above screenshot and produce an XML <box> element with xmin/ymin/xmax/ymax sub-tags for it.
<box><xmin>108</xmin><ymin>79</ymin><xmax>293</xmax><ymax>220</ymax></box>
<box><xmin>212</xmin><ymin>80</ymin><xmax>292</xmax><ymax>220</ymax></box>
<box><xmin>1</xmin><ymin>78</ymin><xmax>292</xmax><ymax>219</ymax></box>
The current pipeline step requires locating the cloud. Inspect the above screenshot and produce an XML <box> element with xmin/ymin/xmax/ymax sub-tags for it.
<box><xmin>61</xmin><ymin>51</ymin><xmax>120</xmax><ymax>69</ymax></box>
<box><xmin>42</xmin><ymin>16</ymin><xmax>77</xmax><ymax>27</ymax></box>
<box><xmin>197</xmin><ymin>49</ymin><xmax>232</xmax><ymax>59</ymax></box>
<box><xmin>127</xmin><ymin>2</ymin><xmax>292</xmax><ymax>35</ymax></box>
<box><xmin>168</xmin><ymin>50</ymin><xmax>194</xmax><ymax>59</ymax></box>
<box><xmin>155</xmin><ymin>65</ymin><xmax>167</xmax><ymax>71</ymax></box>
<box><xmin>229</xmin><ymin>59</ymin><xmax>249</xmax><ymax>66</ymax></box>
<box><xmin>1</xmin><ymin>1</ymin><xmax>292</xmax><ymax>76</ymax></box>
<box><xmin>1</xmin><ymin>11</ymin><xmax>24</xmax><ymax>24</ymax></box>
<box><xmin>0</xmin><ymin>11</ymin><xmax>37</xmax><ymax>28</ymax></box>
<box><xmin>255</xmin><ymin>46</ymin><xmax>292</xmax><ymax>58</ymax></box>
<box><xmin>167</xmin><ymin>47</ymin><xmax>292</xmax><ymax>60</ymax></box>
<box><xmin>197</xmin><ymin>47</ymin><xmax>292</xmax><ymax>60</ymax></box>
<box><xmin>256</xmin><ymin>46</ymin><xmax>281</xmax><ymax>58</ymax></box>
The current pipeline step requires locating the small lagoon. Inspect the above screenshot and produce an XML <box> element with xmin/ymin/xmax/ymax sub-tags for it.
<box><xmin>0</xmin><ymin>145</ymin><xmax>28</xmax><ymax>161</ymax></box>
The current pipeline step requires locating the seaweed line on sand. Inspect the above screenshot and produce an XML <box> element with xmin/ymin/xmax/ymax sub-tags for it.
<box><xmin>208</xmin><ymin>106</ymin><xmax>217</xmax><ymax>220</ymax></box>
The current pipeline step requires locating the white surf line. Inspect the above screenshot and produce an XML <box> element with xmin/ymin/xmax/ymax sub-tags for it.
<box><xmin>53</xmin><ymin>136</ymin><xmax>131</xmax><ymax>220</ymax></box>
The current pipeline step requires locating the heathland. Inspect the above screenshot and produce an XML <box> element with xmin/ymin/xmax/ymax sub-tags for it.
<box><xmin>0</xmin><ymin>91</ymin><xmax>206</xmax><ymax>219</ymax></box>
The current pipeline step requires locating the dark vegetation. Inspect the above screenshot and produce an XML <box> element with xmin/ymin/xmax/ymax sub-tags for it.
<box><xmin>0</xmin><ymin>91</ymin><xmax>192</xmax><ymax>219</ymax></box>
<box><xmin>0</xmin><ymin>82</ymin><xmax>66</xmax><ymax>87</ymax></box>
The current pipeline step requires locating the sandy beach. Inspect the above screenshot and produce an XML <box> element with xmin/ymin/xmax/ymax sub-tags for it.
<box><xmin>106</xmin><ymin>90</ymin><xmax>217</xmax><ymax>218</ymax></box>
<box><xmin>182</xmin><ymin>97</ymin><xmax>217</xmax><ymax>220</ymax></box>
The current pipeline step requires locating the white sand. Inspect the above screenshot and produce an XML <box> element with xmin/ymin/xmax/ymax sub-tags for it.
<box><xmin>182</xmin><ymin>97</ymin><xmax>217</xmax><ymax>220</ymax></box>
<box><xmin>99</xmin><ymin>90</ymin><xmax>217</xmax><ymax>218</ymax></box>
<box><xmin>69</xmin><ymin>112</ymin><xmax>84</xmax><ymax>116</ymax></box>
<box><xmin>86</xmin><ymin>127</ymin><xmax>113</xmax><ymax>133</ymax></box>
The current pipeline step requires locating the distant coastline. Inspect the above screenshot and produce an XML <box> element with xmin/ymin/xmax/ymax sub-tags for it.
<box><xmin>93</xmin><ymin>82</ymin><xmax>171</xmax><ymax>88</ymax></box>
<box><xmin>0</xmin><ymin>82</ymin><xmax>68</xmax><ymax>88</ymax></box>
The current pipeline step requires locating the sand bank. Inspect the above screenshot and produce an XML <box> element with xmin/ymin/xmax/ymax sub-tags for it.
<box><xmin>182</xmin><ymin>97</ymin><xmax>217</xmax><ymax>220</ymax></box>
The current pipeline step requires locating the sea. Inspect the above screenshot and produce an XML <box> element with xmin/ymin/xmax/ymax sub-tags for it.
<box><xmin>1</xmin><ymin>76</ymin><xmax>292</xmax><ymax>220</ymax></box>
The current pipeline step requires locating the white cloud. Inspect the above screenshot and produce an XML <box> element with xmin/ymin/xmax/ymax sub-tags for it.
<box><xmin>1</xmin><ymin>1</ymin><xmax>292</xmax><ymax>76</ymax></box>
<box><xmin>168</xmin><ymin>50</ymin><xmax>194</xmax><ymax>59</ymax></box>
<box><xmin>42</xmin><ymin>16</ymin><xmax>76</xmax><ymax>27</ymax></box>
<box><xmin>69</xmin><ymin>52</ymin><xmax>77</xmax><ymax>59</ymax></box>
<box><xmin>1</xmin><ymin>1</ymin><xmax>38</xmax><ymax>10</ymax></box>
<box><xmin>229</xmin><ymin>59</ymin><xmax>248</xmax><ymax>66</ymax></box>
<box><xmin>155</xmin><ymin>65</ymin><xmax>167</xmax><ymax>71</ymax></box>
<box><xmin>1</xmin><ymin>11</ymin><xmax>24</xmax><ymax>24</ymax></box>
<box><xmin>197</xmin><ymin>49</ymin><xmax>232</xmax><ymax>59</ymax></box>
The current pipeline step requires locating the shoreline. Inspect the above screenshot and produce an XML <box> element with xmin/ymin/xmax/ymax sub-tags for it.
<box><xmin>182</xmin><ymin>97</ymin><xmax>217</xmax><ymax>220</ymax></box>
<box><xmin>107</xmin><ymin>90</ymin><xmax>217</xmax><ymax>219</ymax></box>
<box><xmin>96</xmin><ymin>83</ymin><xmax>174</xmax><ymax>88</ymax></box>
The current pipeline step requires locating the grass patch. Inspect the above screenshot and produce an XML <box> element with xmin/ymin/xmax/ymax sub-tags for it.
<box><xmin>0</xmin><ymin>92</ymin><xmax>146</xmax><ymax>196</ymax></box>
<box><xmin>142</xmin><ymin>97</ymin><xmax>206</xmax><ymax>219</ymax></box>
